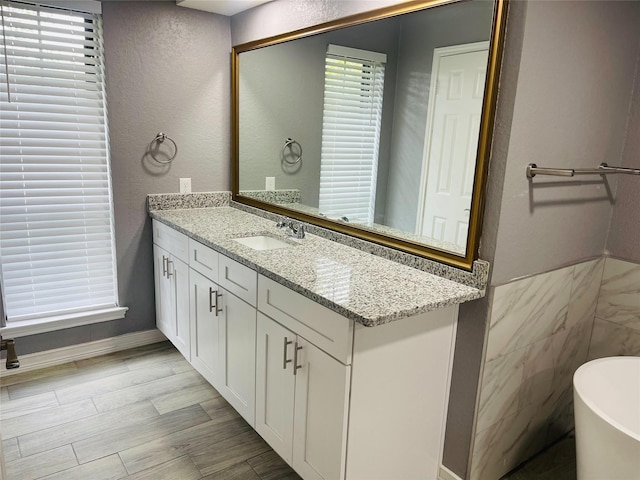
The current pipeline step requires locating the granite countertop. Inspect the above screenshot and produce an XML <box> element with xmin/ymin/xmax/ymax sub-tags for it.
<box><xmin>150</xmin><ymin>207</ymin><xmax>484</xmax><ymax>327</ymax></box>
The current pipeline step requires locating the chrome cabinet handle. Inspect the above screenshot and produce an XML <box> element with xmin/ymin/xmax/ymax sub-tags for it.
<box><xmin>166</xmin><ymin>259</ymin><xmax>174</xmax><ymax>278</ymax></box>
<box><xmin>283</xmin><ymin>337</ymin><xmax>293</xmax><ymax>369</ymax></box>
<box><xmin>214</xmin><ymin>291</ymin><xmax>223</xmax><ymax>316</ymax></box>
<box><xmin>293</xmin><ymin>342</ymin><xmax>303</xmax><ymax>375</ymax></box>
<box><xmin>209</xmin><ymin>287</ymin><xmax>215</xmax><ymax>313</ymax></box>
<box><xmin>162</xmin><ymin>256</ymin><xmax>168</xmax><ymax>277</ymax></box>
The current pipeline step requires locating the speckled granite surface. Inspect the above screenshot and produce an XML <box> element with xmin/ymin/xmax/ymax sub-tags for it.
<box><xmin>149</xmin><ymin>207</ymin><xmax>485</xmax><ymax>326</ymax></box>
<box><xmin>271</xmin><ymin>201</ymin><xmax>466</xmax><ymax>255</ymax></box>
<box><xmin>147</xmin><ymin>192</ymin><xmax>230</xmax><ymax>210</ymax></box>
<box><xmin>239</xmin><ymin>189</ymin><xmax>301</xmax><ymax>204</ymax></box>
<box><xmin>232</xmin><ymin>201</ymin><xmax>489</xmax><ymax>290</ymax></box>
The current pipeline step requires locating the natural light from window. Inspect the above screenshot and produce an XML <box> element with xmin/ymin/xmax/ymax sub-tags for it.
<box><xmin>0</xmin><ymin>2</ymin><xmax>125</xmax><ymax>335</ymax></box>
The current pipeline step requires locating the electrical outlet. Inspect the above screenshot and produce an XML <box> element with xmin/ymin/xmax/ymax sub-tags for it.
<box><xmin>265</xmin><ymin>176</ymin><xmax>275</xmax><ymax>191</ymax></box>
<box><xmin>179</xmin><ymin>177</ymin><xmax>191</xmax><ymax>194</ymax></box>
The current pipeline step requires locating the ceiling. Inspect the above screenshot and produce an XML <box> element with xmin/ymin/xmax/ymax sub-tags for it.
<box><xmin>176</xmin><ymin>0</ymin><xmax>273</xmax><ymax>16</ymax></box>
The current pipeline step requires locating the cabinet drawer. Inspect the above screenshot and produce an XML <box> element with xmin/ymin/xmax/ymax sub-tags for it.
<box><xmin>189</xmin><ymin>239</ymin><xmax>219</xmax><ymax>282</ymax></box>
<box><xmin>153</xmin><ymin>220</ymin><xmax>188</xmax><ymax>262</ymax></box>
<box><xmin>218</xmin><ymin>255</ymin><xmax>257</xmax><ymax>307</ymax></box>
<box><xmin>258</xmin><ymin>275</ymin><xmax>353</xmax><ymax>364</ymax></box>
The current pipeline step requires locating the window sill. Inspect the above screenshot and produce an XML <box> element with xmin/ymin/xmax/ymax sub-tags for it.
<box><xmin>0</xmin><ymin>307</ymin><xmax>129</xmax><ymax>338</ymax></box>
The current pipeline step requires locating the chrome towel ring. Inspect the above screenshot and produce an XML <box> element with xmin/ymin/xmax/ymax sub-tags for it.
<box><xmin>282</xmin><ymin>138</ymin><xmax>302</xmax><ymax>165</ymax></box>
<box><xmin>150</xmin><ymin>132</ymin><xmax>178</xmax><ymax>164</ymax></box>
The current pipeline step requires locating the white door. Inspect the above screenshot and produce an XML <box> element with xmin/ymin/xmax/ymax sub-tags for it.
<box><xmin>189</xmin><ymin>269</ymin><xmax>222</xmax><ymax>387</ymax></box>
<box><xmin>218</xmin><ymin>287</ymin><xmax>257</xmax><ymax>426</ymax></box>
<box><xmin>292</xmin><ymin>338</ymin><xmax>350</xmax><ymax>480</ymax></box>
<box><xmin>255</xmin><ymin>313</ymin><xmax>296</xmax><ymax>464</ymax></box>
<box><xmin>417</xmin><ymin>42</ymin><xmax>489</xmax><ymax>250</ymax></box>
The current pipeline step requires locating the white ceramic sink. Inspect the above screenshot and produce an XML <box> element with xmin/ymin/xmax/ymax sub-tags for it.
<box><xmin>233</xmin><ymin>235</ymin><xmax>293</xmax><ymax>251</ymax></box>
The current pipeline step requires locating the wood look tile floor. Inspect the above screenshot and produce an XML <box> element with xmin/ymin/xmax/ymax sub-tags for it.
<box><xmin>0</xmin><ymin>341</ymin><xmax>302</xmax><ymax>480</ymax></box>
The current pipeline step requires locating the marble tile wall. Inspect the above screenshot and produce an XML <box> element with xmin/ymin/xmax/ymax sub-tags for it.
<box><xmin>470</xmin><ymin>258</ymin><xmax>605</xmax><ymax>480</ymax></box>
<box><xmin>588</xmin><ymin>258</ymin><xmax>640</xmax><ymax>359</ymax></box>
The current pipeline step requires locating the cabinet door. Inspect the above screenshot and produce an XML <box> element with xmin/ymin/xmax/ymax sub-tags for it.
<box><xmin>189</xmin><ymin>269</ymin><xmax>221</xmax><ymax>387</ymax></box>
<box><xmin>219</xmin><ymin>288</ymin><xmax>257</xmax><ymax>426</ymax></box>
<box><xmin>168</xmin><ymin>255</ymin><xmax>190</xmax><ymax>361</ymax></box>
<box><xmin>255</xmin><ymin>313</ymin><xmax>295</xmax><ymax>464</ymax></box>
<box><xmin>153</xmin><ymin>244</ymin><xmax>173</xmax><ymax>340</ymax></box>
<box><xmin>293</xmin><ymin>338</ymin><xmax>350</xmax><ymax>480</ymax></box>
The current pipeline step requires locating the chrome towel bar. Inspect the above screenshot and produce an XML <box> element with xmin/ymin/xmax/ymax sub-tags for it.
<box><xmin>526</xmin><ymin>163</ymin><xmax>640</xmax><ymax>179</ymax></box>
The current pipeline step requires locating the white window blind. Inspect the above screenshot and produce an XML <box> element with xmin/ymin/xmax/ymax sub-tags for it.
<box><xmin>318</xmin><ymin>44</ymin><xmax>386</xmax><ymax>225</ymax></box>
<box><xmin>0</xmin><ymin>1</ymin><xmax>120</xmax><ymax>323</ymax></box>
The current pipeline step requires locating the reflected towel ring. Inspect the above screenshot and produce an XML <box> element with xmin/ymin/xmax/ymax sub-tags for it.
<box><xmin>150</xmin><ymin>132</ymin><xmax>178</xmax><ymax>164</ymax></box>
<box><xmin>282</xmin><ymin>138</ymin><xmax>302</xmax><ymax>165</ymax></box>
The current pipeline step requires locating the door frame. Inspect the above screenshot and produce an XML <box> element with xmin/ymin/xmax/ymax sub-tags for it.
<box><xmin>415</xmin><ymin>41</ymin><xmax>490</xmax><ymax>237</ymax></box>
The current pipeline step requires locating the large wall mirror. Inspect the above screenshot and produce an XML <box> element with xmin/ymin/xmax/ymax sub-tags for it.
<box><xmin>232</xmin><ymin>0</ymin><xmax>507</xmax><ymax>271</ymax></box>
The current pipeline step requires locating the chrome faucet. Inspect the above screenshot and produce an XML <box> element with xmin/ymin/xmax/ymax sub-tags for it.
<box><xmin>276</xmin><ymin>218</ymin><xmax>305</xmax><ymax>239</ymax></box>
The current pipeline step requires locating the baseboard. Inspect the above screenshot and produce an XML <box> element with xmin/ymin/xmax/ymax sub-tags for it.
<box><xmin>439</xmin><ymin>465</ymin><xmax>464</xmax><ymax>480</ymax></box>
<box><xmin>0</xmin><ymin>329</ymin><xmax>167</xmax><ymax>376</ymax></box>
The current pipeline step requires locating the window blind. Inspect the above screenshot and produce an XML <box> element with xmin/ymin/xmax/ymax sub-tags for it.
<box><xmin>318</xmin><ymin>44</ymin><xmax>386</xmax><ymax>225</ymax></box>
<box><xmin>0</xmin><ymin>1</ymin><xmax>119</xmax><ymax>322</ymax></box>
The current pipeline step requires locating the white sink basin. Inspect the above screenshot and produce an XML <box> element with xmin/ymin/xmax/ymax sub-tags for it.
<box><xmin>233</xmin><ymin>235</ymin><xmax>294</xmax><ymax>251</ymax></box>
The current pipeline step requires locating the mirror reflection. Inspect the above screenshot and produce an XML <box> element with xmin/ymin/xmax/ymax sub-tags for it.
<box><xmin>237</xmin><ymin>0</ymin><xmax>495</xmax><ymax>257</ymax></box>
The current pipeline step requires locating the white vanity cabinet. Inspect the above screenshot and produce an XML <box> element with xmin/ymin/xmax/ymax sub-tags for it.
<box><xmin>152</xmin><ymin>218</ymin><xmax>462</xmax><ymax>480</ymax></box>
<box><xmin>256</xmin><ymin>275</ymin><xmax>354</xmax><ymax>479</ymax></box>
<box><xmin>256</xmin><ymin>275</ymin><xmax>459</xmax><ymax>480</ymax></box>
<box><xmin>256</xmin><ymin>312</ymin><xmax>350</xmax><ymax>480</ymax></box>
<box><xmin>189</xmin><ymin>268</ymin><xmax>222</xmax><ymax>386</ymax></box>
<box><xmin>152</xmin><ymin>222</ymin><xmax>190</xmax><ymax>360</ymax></box>
<box><xmin>153</xmin><ymin>220</ymin><xmax>257</xmax><ymax>426</ymax></box>
<box><xmin>186</xmin><ymin>235</ymin><xmax>257</xmax><ymax>426</ymax></box>
<box><xmin>215</xmin><ymin>281</ymin><xmax>256</xmax><ymax>425</ymax></box>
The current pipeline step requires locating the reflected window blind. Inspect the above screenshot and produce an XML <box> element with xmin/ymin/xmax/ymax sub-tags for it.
<box><xmin>0</xmin><ymin>2</ymin><xmax>118</xmax><ymax>321</ymax></box>
<box><xmin>319</xmin><ymin>44</ymin><xmax>386</xmax><ymax>225</ymax></box>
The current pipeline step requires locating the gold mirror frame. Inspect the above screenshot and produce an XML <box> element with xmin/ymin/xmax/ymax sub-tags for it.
<box><xmin>232</xmin><ymin>0</ymin><xmax>508</xmax><ymax>271</ymax></box>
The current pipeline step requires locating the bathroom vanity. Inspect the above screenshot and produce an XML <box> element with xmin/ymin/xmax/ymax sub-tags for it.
<box><xmin>150</xmin><ymin>204</ymin><xmax>484</xmax><ymax>480</ymax></box>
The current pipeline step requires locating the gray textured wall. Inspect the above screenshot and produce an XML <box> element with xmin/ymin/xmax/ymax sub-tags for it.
<box><xmin>11</xmin><ymin>2</ymin><xmax>639</xmax><ymax>479</ymax></box>
<box><xmin>384</xmin><ymin>1</ymin><xmax>494</xmax><ymax>232</ymax></box>
<box><xmin>239</xmin><ymin>40</ymin><xmax>325</xmax><ymax>205</ymax></box>
<box><xmin>446</xmin><ymin>2</ymin><xmax>640</xmax><ymax>478</ymax></box>
<box><xmin>238</xmin><ymin>20</ymin><xmax>400</xmax><ymax>208</ymax></box>
<box><xmin>231</xmin><ymin>0</ymin><xmax>407</xmax><ymax>46</ymax></box>
<box><xmin>489</xmin><ymin>0</ymin><xmax>640</xmax><ymax>286</ymax></box>
<box><xmin>14</xmin><ymin>1</ymin><xmax>231</xmax><ymax>355</ymax></box>
<box><xmin>443</xmin><ymin>1</ymin><xmax>528</xmax><ymax>475</ymax></box>
<box><xmin>606</xmin><ymin>48</ymin><xmax>640</xmax><ymax>263</ymax></box>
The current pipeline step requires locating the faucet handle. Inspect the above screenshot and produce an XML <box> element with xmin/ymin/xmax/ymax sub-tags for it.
<box><xmin>276</xmin><ymin>219</ymin><xmax>288</xmax><ymax>228</ymax></box>
<box><xmin>296</xmin><ymin>224</ymin><xmax>305</xmax><ymax>239</ymax></box>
